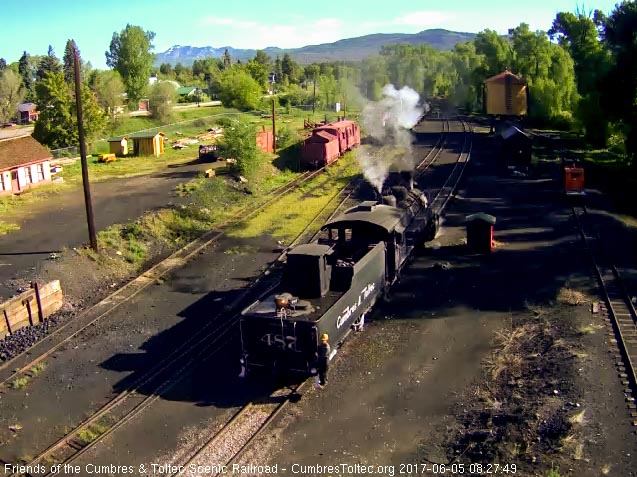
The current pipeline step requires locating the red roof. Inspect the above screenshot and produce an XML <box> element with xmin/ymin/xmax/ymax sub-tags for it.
<box><xmin>315</xmin><ymin>120</ymin><xmax>358</xmax><ymax>131</ymax></box>
<box><xmin>484</xmin><ymin>71</ymin><xmax>526</xmax><ymax>85</ymax></box>
<box><xmin>0</xmin><ymin>136</ymin><xmax>52</xmax><ymax>172</ymax></box>
<box><xmin>309</xmin><ymin>130</ymin><xmax>337</xmax><ymax>143</ymax></box>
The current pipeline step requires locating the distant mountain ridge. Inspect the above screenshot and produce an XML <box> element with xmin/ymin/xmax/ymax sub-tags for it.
<box><xmin>154</xmin><ymin>29</ymin><xmax>476</xmax><ymax>66</ymax></box>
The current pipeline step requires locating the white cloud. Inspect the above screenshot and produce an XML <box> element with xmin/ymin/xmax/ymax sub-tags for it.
<box><xmin>198</xmin><ymin>16</ymin><xmax>347</xmax><ymax>49</ymax></box>
<box><xmin>392</xmin><ymin>11</ymin><xmax>454</xmax><ymax>26</ymax></box>
<box><xmin>202</xmin><ymin>17</ymin><xmax>258</xmax><ymax>28</ymax></box>
<box><xmin>195</xmin><ymin>11</ymin><xmax>454</xmax><ymax>49</ymax></box>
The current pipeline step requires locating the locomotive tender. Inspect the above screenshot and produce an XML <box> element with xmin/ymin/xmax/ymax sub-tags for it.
<box><xmin>239</xmin><ymin>182</ymin><xmax>438</xmax><ymax>376</ymax></box>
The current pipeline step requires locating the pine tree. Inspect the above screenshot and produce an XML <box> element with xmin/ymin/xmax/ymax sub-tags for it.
<box><xmin>37</xmin><ymin>45</ymin><xmax>61</xmax><ymax>80</ymax></box>
<box><xmin>222</xmin><ymin>49</ymin><xmax>232</xmax><ymax>69</ymax></box>
<box><xmin>18</xmin><ymin>51</ymin><xmax>32</xmax><ymax>92</ymax></box>
<box><xmin>63</xmin><ymin>39</ymin><xmax>78</xmax><ymax>84</ymax></box>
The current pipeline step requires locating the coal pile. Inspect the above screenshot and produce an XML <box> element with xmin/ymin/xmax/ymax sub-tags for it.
<box><xmin>0</xmin><ymin>311</ymin><xmax>75</xmax><ymax>362</ymax></box>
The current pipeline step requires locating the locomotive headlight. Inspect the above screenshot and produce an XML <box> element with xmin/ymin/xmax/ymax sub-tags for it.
<box><xmin>240</xmin><ymin>358</ymin><xmax>245</xmax><ymax>364</ymax></box>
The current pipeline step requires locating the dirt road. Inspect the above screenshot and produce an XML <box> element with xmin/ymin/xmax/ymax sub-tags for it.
<box><xmin>0</xmin><ymin>160</ymin><xmax>212</xmax><ymax>299</ymax></box>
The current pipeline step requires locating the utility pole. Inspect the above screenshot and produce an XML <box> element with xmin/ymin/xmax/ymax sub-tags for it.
<box><xmin>271</xmin><ymin>98</ymin><xmax>276</xmax><ymax>153</ymax></box>
<box><xmin>312</xmin><ymin>79</ymin><xmax>316</xmax><ymax>115</ymax></box>
<box><xmin>73</xmin><ymin>44</ymin><xmax>98</xmax><ymax>252</ymax></box>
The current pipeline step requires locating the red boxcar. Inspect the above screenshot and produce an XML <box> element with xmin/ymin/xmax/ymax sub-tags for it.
<box><xmin>302</xmin><ymin>120</ymin><xmax>361</xmax><ymax>168</ymax></box>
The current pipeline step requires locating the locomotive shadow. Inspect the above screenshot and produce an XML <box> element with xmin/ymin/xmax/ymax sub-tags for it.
<box><xmin>100</xmin><ymin>284</ymin><xmax>305</xmax><ymax>408</ymax></box>
<box><xmin>374</xmin><ymin>148</ymin><xmax>595</xmax><ymax>318</ymax></box>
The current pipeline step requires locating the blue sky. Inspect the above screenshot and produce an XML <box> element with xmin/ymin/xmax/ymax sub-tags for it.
<box><xmin>1</xmin><ymin>0</ymin><xmax>620</xmax><ymax>69</ymax></box>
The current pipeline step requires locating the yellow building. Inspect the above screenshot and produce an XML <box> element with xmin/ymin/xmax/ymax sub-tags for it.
<box><xmin>107</xmin><ymin>136</ymin><xmax>129</xmax><ymax>156</ymax></box>
<box><xmin>129</xmin><ymin>132</ymin><xmax>165</xmax><ymax>157</ymax></box>
<box><xmin>484</xmin><ymin>71</ymin><xmax>528</xmax><ymax>116</ymax></box>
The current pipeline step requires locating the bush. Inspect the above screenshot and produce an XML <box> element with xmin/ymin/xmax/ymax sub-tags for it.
<box><xmin>149</xmin><ymin>83</ymin><xmax>177</xmax><ymax>123</ymax></box>
<box><xmin>218</xmin><ymin>119</ymin><xmax>262</xmax><ymax>176</ymax></box>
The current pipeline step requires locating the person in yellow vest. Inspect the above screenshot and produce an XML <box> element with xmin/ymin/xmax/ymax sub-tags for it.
<box><xmin>317</xmin><ymin>333</ymin><xmax>331</xmax><ymax>387</ymax></box>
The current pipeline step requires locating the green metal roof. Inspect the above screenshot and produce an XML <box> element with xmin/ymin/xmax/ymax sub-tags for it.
<box><xmin>107</xmin><ymin>136</ymin><xmax>128</xmax><ymax>142</ymax></box>
<box><xmin>128</xmin><ymin>131</ymin><xmax>165</xmax><ymax>139</ymax></box>
<box><xmin>176</xmin><ymin>86</ymin><xmax>196</xmax><ymax>95</ymax></box>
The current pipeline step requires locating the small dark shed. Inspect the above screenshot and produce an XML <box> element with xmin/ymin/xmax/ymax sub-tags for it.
<box><xmin>466</xmin><ymin>213</ymin><xmax>496</xmax><ymax>253</ymax></box>
<box><xmin>498</xmin><ymin>126</ymin><xmax>532</xmax><ymax>167</ymax></box>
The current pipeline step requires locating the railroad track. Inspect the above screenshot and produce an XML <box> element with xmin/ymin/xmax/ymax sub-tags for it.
<box><xmin>572</xmin><ymin>205</ymin><xmax>637</xmax><ymax>413</ymax></box>
<box><xmin>12</xmin><ymin>167</ymin><xmax>361</xmax><ymax>477</ymax></box>
<box><xmin>0</xmin><ymin>166</ymin><xmax>328</xmax><ymax>389</ymax></box>
<box><xmin>429</xmin><ymin>118</ymin><xmax>472</xmax><ymax>216</ymax></box>
<box><xmin>15</xmin><ymin>118</ymin><xmax>454</xmax><ymax>476</ymax></box>
<box><xmin>415</xmin><ymin>116</ymin><xmax>450</xmax><ymax>174</ymax></box>
<box><xmin>166</xmin><ymin>118</ymin><xmax>462</xmax><ymax>476</ymax></box>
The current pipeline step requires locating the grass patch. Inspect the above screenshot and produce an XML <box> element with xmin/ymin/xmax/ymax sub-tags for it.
<box><xmin>0</xmin><ymin>221</ymin><xmax>20</xmax><ymax>235</ymax></box>
<box><xmin>29</xmin><ymin>362</ymin><xmax>47</xmax><ymax>376</ymax></box>
<box><xmin>557</xmin><ymin>287</ymin><xmax>588</xmax><ymax>305</ymax></box>
<box><xmin>576</xmin><ymin>323</ymin><xmax>601</xmax><ymax>335</ymax></box>
<box><xmin>76</xmin><ymin>422</ymin><xmax>109</xmax><ymax>444</ymax></box>
<box><xmin>546</xmin><ymin>465</ymin><xmax>562</xmax><ymax>477</ymax></box>
<box><xmin>225</xmin><ymin>245</ymin><xmax>259</xmax><ymax>255</ymax></box>
<box><xmin>175</xmin><ymin>177</ymin><xmax>205</xmax><ymax>197</ymax></box>
<box><xmin>9</xmin><ymin>376</ymin><xmax>31</xmax><ymax>390</ymax></box>
<box><xmin>227</xmin><ymin>152</ymin><xmax>360</xmax><ymax>242</ymax></box>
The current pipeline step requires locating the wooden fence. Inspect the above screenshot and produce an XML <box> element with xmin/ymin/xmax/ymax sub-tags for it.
<box><xmin>0</xmin><ymin>281</ymin><xmax>63</xmax><ymax>338</ymax></box>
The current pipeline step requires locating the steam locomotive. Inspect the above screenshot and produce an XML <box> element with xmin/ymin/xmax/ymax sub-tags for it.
<box><xmin>239</xmin><ymin>178</ymin><xmax>438</xmax><ymax>377</ymax></box>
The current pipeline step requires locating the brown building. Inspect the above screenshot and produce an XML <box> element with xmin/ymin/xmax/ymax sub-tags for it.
<box><xmin>256</xmin><ymin>127</ymin><xmax>274</xmax><ymax>153</ymax></box>
<box><xmin>129</xmin><ymin>132</ymin><xmax>165</xmax><ymax>157</ymax></box>
<box><xmin>484</xmin><ymin>71</ymin><xmax>528</xmax><ymax>117</ymax></box>
<box><xmin>0</xmin><ymin>136</ymin><xmax>53</xmax><ymax>195</ymax></box>
<box><xmin>17</xmin><ymin>103</ymin><xmax>40</xmax><ymax>124</ymax></box>
<box><xmin>107</xmin><ymin>136</ymin><xmax>130</xmax><ymax>156</ymax></box>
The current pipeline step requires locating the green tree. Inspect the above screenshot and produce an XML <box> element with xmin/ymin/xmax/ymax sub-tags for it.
<box><xmin>549</xmin><ymin>10</ymin><xmax>610</xmax><ymax>145</ymax></box>
<box><xmin>37</xmin><ymin>45</ymin><xmax>61</xmax><ymax>80</ymax></box>
<box><xmin>253</xmin><ymin>50</ymin><xmax>271</xmax><ymax>66</ymax></box>
<box><xmin>159</xmin><ymin>62</ymin><xmax>173</xmax><ymax>76</ymax></box>
<box><xmin>33</xmin><ymin>71</ymin><xmax>75</xmax><ymax>148</ymax></box>
<box><xmin>0</xmin><ymin>69</ymin><xmax>24</xmax><ymax>123</ymax></box>
<box><xmin>148</xmin><ymin>82</ymin><xmax>177</xmax><ymax>123</ymax></box>
<box><xmin>274</xmin><ymin>56</ymin><xmax>283</xmax><ymax>83</ymax></box>
<box><xmin>62</xmin><ymin>40</ymin><xmax>78</xmax><ymax>84</ymax></box>
<box><xmin>451</xmin><ymin>42</ymin><xmax>484</xmax><ymax>111</ymax></box>
<box><xmin>218</xmin><ymin>66</ymin><xmax>262</xmax><ymax>110</ymax></box>
<box><xmin>509</xmin><ymin>23</ymin><xmax>578</xmax><ymax>123</ymax></box>
<box><xmin>222</xmin><ymin>49</ymin><xmax>232</xmax><ymax>69</ymax></box>
<box><xmin>246</xmin><ymin>59</ymin><xmax>269</xmax><ymax>89</ymax></box>
<box><xmin>281</xmin><ymin>53</ymin><xmax>299</xmax><ymax>83</ymax></box>
<box><xmin>0</xmin><ymin>58</ymin><xmax>7</xmax><ymax>73</ymax></box>
<box><xmin>18</xmin><ymin>51</ymin><xmax>34</xmax><ymax>100</ymax></box>
<box><xmin>106</xmin><ymin>24</ymin><xmax>156</xmax><ymax>106</ymax></box>
<box><xmin>33</xmin><ymin>70</ymin><xmax>105</xmax><ymax>148</ymax></box>
<box><xmin>93</xmin><ymin>70</ymin><xmax>125</xmax><ymax>118</ymax></box>
<box><xmin>218</xmin><ymin>119</ymin><xmax>260</xmax><ymax>176</ymax></box>
<box><xmin>601</xmin><ymin>0</ymin><xmax>637</xmax><ymax>162</ymax></box>
<box><xmin>474</xmin><ymin>30</ymin><xmax>513</xmax><ymax>77</ymax></box>
<box><xmin>174</xmin><ymin>63</ymin><xmax>185</xmax><ymax>77</ymax></box>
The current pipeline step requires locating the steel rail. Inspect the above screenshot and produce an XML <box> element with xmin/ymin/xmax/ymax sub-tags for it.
<box><xmin>428</xmin><ymin>118</ymin><xmax>473</xmax><ymax>217</ymax></box>
<box><xmin>0</xmin><ymin>167</ymin><xmax>326</xmax><ymax>389</ymax></box>
<box><xmin>14</xmin><ymin>164</ymin><xmax>359</xmax><ymax>477</ymax></box>
<box><xmin>170</xmin><ymin>116</ymin><xmax>458</xmax><ymax>476</ymax></box>
<box><xmin>571</xmin><ymin>205</ymin><xmax>637</xmax><ymax>403</ymax></box>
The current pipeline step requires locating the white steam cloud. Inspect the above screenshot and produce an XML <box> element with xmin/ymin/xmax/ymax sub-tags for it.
<box><xmin>358</xmin><ymin>85</ymin><xmax>428</xmax><ymax>193</ymax></box>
